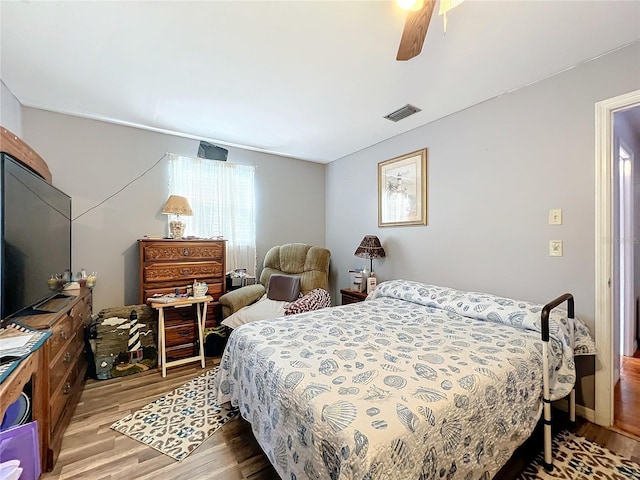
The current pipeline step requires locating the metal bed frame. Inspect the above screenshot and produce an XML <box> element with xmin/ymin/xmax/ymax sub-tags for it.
<box><xmin>540</xmin><ymin>293</ymin><xmax>575</xmax><ymax>472</ymax></box>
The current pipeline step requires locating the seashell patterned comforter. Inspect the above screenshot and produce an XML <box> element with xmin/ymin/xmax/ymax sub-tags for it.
<box><xmin>214</xmin><ymin>280</ymin><xmax>595</xmax><ymax>480</ymax></box>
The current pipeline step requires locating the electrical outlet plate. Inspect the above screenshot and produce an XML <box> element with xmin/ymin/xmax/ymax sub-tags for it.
<box><xmin>549</xmin><ymin>208</ymin><xmax>562</xmax><ymax>225</ymax></box>
<box><xmin>549</xmin><ymin>240</ymin><xmax>563</xmax><ymax>256</ymax></box>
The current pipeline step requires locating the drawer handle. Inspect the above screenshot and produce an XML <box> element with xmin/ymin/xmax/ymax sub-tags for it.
<box><xmin>182</xmin><ymin>248</ymin><xmax>191</xmax><ymax>256</ymax></box>
<box><xmin>60</xmin><ymin>330</ymin><xmax>69</xmax><ymax>340</ymax></box>
<box><xmin>64</xmin><ymin>352</ymin><xmax>72</xmax><ymax>363</ymax></box>
<box><xmin>63</xmin><ymin>382</ymin><xmax>71</xmax><ymax>395</ymax></box>
<box><xmin>179</xmin><ymin>330</ymin><xmax>191</xmax><ymax>338</ymax></box>
<box><xmin>181</xmin><ymin>268</ymin><xmax>192</xmax><ymax>275</ymax></box>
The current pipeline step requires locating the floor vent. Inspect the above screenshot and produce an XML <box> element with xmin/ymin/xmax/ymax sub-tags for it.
<box><xmin>384</xmin><ymin>104</ymin><xmax>421</xmax><ymax>122</ymax></box>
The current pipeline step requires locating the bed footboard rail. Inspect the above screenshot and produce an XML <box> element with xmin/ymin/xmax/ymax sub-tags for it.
<box><xmin>540</xmin><ymin>293</ymin><xmax>575</xmax><ymax>472</ymax></box>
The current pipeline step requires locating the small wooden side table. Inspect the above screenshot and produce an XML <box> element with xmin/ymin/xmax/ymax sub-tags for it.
<box><xmin>149</xmin><ymin>295</ymin><xmax>212</xmax><ymax>377</ymax></box>
<box><xmin>340</xmin><ymin>288</ymin><xmax>368</xmax><ymax>305</ymax></box>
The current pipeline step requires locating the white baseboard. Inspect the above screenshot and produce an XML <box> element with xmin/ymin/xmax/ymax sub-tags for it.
<box><xmin>553</xmin><ymin>399</ymin><xmax>596</xmax><ymax>423</ymax></box>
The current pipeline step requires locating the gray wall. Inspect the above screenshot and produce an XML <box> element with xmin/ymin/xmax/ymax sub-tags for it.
<box><xmin>1</xmin><ymin>81</ymin><xmax>21</xmax><ymax>135</ymax></box>
<box><xmin>21</xmin><ymin>108</ymin><xmax>326</xmax><ymax>313</ymax></box>
<box><xmin>326</xmin><ymin>43</ymin><xmax>640</xmax><ymax>409</ymax></box>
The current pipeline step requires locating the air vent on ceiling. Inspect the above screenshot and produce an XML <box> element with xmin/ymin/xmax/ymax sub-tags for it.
<box><xmin>383</xmin><ymin>104</ymin><xmax>421</xmax><ymax>122</ymax></box>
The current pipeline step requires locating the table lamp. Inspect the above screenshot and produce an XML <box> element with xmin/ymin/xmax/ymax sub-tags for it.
<box><xmin>354</xmin><ymin>235</ymin><xmax>386</xmax><ymax>273</ymax></box>
<box><xmin>161</xmin><ymin>195</ymin><xmax>193</xmax><ymax>238</ymax></box>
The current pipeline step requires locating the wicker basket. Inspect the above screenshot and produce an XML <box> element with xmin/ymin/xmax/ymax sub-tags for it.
<box><xmin>193</xmin><ymin>283</ymin><xmax>208</xmax><ymax>297</ymax></box>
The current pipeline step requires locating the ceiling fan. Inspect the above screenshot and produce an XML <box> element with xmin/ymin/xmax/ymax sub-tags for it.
<box><xmin>396</xmin><ymin>0</ymin><xmax>464</xmax><ymax>61</ymax></box>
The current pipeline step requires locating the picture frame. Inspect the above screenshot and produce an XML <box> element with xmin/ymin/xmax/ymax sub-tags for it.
<box><xmin>378</xmin><ymin>148</ymin><xmax>427</xmax><ymax>227</ymax></box>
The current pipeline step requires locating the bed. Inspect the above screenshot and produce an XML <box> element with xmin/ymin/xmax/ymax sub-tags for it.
<box><xmin>214</xmin><ymin>280</ymin><xmax>595</xmax><ymax>480</ymax></box>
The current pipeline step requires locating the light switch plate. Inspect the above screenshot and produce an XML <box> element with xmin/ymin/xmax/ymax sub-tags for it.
<box><xmin>549</xmin><ymin>240</ymin><xmax>563</xmax><ymax>256</ymax></box>
<box><xmin>549</xmin><ymin>209</ymin><xmax>562</xmax><ymax>225</ymax></box>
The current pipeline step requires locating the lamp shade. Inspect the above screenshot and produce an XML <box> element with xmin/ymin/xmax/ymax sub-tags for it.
<box><xmin>355</xmin><ymin>235</ymin><xmax>386</xmax><ymax>273</ymax></box>
<box><xmin>161</xmin><ymin>195</ymin><xmax>193</xmax><ymax>216</ymax></box>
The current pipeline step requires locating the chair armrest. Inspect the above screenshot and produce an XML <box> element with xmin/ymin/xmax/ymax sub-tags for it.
<box><xmin>219</xmin><ymin>284</ymin><xmax>266</xmax><ymax>318</ymax></box>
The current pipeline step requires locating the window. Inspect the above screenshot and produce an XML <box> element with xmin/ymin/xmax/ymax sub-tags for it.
<box><xmin>168</xmin><ymin>154</ymin><xmax>256</xmax><ymax>275</ymax></box>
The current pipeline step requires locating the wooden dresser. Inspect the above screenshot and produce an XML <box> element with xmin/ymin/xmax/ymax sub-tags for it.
<box><xmin>19</xmin><ymin>287</ymin><xmax>92</xmax><ymax>471</ymax></box>
<box><xmin>138</xmin><ymin>238</ymin><xmax>226</xmax><ymax>360</ymax></box>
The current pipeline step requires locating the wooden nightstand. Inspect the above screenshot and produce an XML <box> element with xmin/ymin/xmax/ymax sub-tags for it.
<box><xmin>340</xmin><ymin>288</ymin><xmax>368</xmax><ymax>305</ymax></box>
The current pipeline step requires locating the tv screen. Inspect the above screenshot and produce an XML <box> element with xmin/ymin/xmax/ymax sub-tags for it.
<box><xmin>1</xmin><ymin>153</ymin><xmax>71</xmax><ymax>320</ymax></box>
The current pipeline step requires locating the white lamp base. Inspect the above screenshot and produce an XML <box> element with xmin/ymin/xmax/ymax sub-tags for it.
<box><xmin>169</xmin><ymin>220</ymin><xmax>186</xmax><ymax>239</ymax></box>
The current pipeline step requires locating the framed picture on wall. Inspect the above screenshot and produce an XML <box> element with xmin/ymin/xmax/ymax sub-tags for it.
<box><xmin>378</xmin><ymin>148</ymin><xmax>427</xmax><ymax>227</ymax></box>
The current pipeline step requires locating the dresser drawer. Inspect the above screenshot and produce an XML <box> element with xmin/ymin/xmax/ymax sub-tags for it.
<box><xmin>143</xmin><ymin>261</ymin><xmax>223</xmax><ymax>284</ymax></box>
<box><xmin>70</xmin><ymin>293</ymin><xmax>92</xmax><ymax>329</ymax></box>
<box><xmin>163</xmin><ymin>305</ymin><xmax>195</xmax><ymax>325</ymax></box>
<box><xmin>50</xmin><ymin>357</ymin><xmax>83</xmax><ymax>433</ymax></box>
<box><xmin>161</xmin><ymin>302</ymin><xmax>220</xmax><ymax>327</ymax></box>
<box><xmin>203</xmin><ymin>282</ymin><xmax>224</xmax><ymax>301</ymax></box>
<box><xmin>342</xmin><ymin>295</ymin><xmax>362</xmax><ymax>305</ymax></box>
<box><xmin>142</xmin><ymin>242</ymin><xmax>224</xmax><ymax>262</ymax></box>
<box><xmin>48</xmin><ymin>316</ymin><xmax>74</xmax><ymax>361</ymax></box>
<box><xmin>165</xmin><ymin>323</ymin><xmax>196</xmax><ymax>347</ymax></box>
<box><xmin>49</xmin><ymin>333</ymin><xmax>84</xmax><ymax>396</ymax></box>
<box><xmin>165</xmin><ymin>343</ymin><xmax>198</xmax><ymax>360</ymax></box>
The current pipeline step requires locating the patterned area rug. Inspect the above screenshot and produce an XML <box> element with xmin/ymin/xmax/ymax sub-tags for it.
<box><xmin>518</xmin><ymin>430</ymin><xmax>640</xmax><ymax>479</ymax></box>
<box><xmin>111</xmin><ymin>366</ymin><xmax>238</xmax><ymax>461</ymax></box>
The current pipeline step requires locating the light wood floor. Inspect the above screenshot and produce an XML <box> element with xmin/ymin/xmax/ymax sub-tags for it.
<box><xmin>41</xmin><ymin>358</ymin><xmax>278</xmax><ymax>480</ymax></box>
<box><xmin>41</xmin><ymin>360</ymin><xmax>640</xmax><ymax>480</ymax></box>
<box><xmin>614</xmin><ymin>353</ymin><xmax>640</xmax><ymax>438</ymax></box>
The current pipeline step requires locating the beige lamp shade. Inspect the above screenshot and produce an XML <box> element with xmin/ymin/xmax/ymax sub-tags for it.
<box><xmin>161</xmin><ymin>195</ymin><xmax>193</xmax><ymax>216</ymax></box>
<box><xmin>161</xmin><ymin>195</ymin><xmax>193</xmax><ymax>238</ymax></box>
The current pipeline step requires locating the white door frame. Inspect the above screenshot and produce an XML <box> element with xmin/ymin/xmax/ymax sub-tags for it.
<box><xmin>594</xmin><ymin>89</ymin><xmax>640</xmax><ymax>427</ymax></box>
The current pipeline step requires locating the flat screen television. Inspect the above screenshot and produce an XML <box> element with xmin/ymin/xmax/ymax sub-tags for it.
<box><xmin>1</xmin><ymin>152</ymin><xmax>72</xmax><ymax>323</ymax></box>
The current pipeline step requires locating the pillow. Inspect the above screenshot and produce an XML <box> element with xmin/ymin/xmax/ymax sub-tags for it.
<box><xmin>267</xmin><ymin>274</ymin><xmax>301</xmax><ymax>302</ymax></box>
<box><xmin>285</xmin><ymin>288</ymin><xmax>331</xmax><ymax>315</ymax></box>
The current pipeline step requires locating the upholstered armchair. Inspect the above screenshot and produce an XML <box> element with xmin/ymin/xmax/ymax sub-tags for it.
<box><xmin>219</xmin><ymin>243</ymin><xmax>331</xmax><ymax>319</ymax></box>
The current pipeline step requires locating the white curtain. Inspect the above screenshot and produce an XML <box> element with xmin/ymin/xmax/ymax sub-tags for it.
<box><xmin>168</xmin><ymin>154</ymin><xmax>256</xmax><ymax>276</ymax></box>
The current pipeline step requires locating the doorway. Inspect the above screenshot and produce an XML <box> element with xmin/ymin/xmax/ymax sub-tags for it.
<box><xmin>594</xmin><ymin>90</ymin><xmax>640</xmax><ymax>436</ymax></box>
<box><xmin>612</xmin><ymin>114</ymin><xmax>640</xmax><ymax>437</ymax></box>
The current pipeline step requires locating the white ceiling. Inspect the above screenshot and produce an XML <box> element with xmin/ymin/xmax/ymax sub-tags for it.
<box><xmin>1</xmin><ymin>1</ymin><xmax>639</xmax><ymax>164</ymax></box>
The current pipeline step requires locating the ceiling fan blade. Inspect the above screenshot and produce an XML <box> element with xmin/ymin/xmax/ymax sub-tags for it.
<box><xmin>396</xmin><ymin>0</ymin><xmax>437</xmax><ymax>61</ymax></box>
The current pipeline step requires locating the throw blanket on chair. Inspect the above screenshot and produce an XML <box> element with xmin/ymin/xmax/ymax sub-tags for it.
<box><xmin>222</xmin><ymin>288</ymin><xmax>331</xmax><ymax>329</ymax></box>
